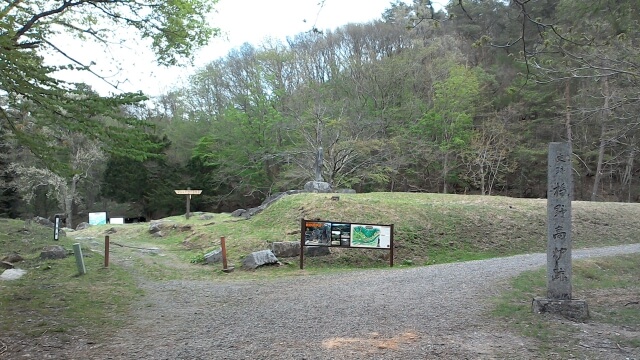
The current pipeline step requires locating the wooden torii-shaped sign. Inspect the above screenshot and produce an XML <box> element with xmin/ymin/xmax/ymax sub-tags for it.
<box><xmin>174</xmin><ymin>188</ymin><xmax>202</xmax><ymax>219</ymax></box>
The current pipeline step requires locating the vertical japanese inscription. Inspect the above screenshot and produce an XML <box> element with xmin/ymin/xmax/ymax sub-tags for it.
<box><xmin>547</xmin><ymin>142</ymin><xmax>573</xmax><ymax>300</ymax></box>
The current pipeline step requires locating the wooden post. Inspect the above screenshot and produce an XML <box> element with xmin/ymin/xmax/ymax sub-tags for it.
<box><xmin>390</xmin><ymin>223</ymin><xmax>394</xmax><ymax>267</ymax></box>
<box><xmin>186</xmin><ymin>194</ymin><xmax>191</xmax><ymax>219</ymax></box>
<box><xmin>174</xmin><ymin>189</ymin><xmax>202</xmax><ymax>220</ymax></box>
<box><xmin>104</xmin><ymin>236</ymin><xmax>110</xmax><ymax>268</ymax></box>
<box><xmin>221</xmin><ymin>236</ymin><xmax>228</xmax><ymax>270</ymax></box>
<box><xmin>73</xmin><ymin>243</ymin><xmax>87</xmax><ymax>275</ymax></box>
<box><xmin>299</xmin><ymin>218</ymin><xmax>305</xmax><ymax>270</ymax></box>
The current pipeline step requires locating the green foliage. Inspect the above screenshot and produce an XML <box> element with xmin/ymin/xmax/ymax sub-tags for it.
<box><xmin>189</xmin><ymin>252</ymin><xmax>206</xmax><ymax>264</ymax></box>
<box><xmin>0</xmin><ymin>0</ymin><xmax>218</xmax><ymax>172</ymax></box>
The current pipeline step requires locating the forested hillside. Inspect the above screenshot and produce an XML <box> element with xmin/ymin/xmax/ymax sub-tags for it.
<box><xmin>1</xmin><ymin>1</ymin><xmax>638</xmax><ymax>225</ymax></box>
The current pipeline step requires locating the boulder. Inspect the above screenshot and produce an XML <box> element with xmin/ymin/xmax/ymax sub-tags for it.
<box><xmin>242</xmin><ymin>250</ymin><xmax>279</xmax><ymax>270</ymax></box>
<box><xmin>199</xmin><ymin>214</ymin><xmax>214</xmax><ymax>221</ymax></box>
<box><xmin>271</xmin><ymin>241</ymin><xmax>300</xmax><ymax>258</ymax></box>
<box><xmin>76</xmin><ymin>222</ymin><xmax>90</xmax><ymax>231</ymax></box>
<box><xmin>2</xmin><ymin>253</ymin><xmax>24</xmax><ymax>263</ymax></box>
<box><xmin>151</xmin><ymin>231</ymin><xmax>164</xmax><ymax>238</ymax></box>
<box><xmin>231</xmin><ymin>209</ymin><xmax>246</xmax><ymax>217</ymax></box>
<box><xmin>305</xmin><ymin>246</ymin><xmax>331</xmax><ymax>257</ymax></box>
<box><xmin>0</xmin><ymin>268</ymin><xmax>27</xmax><ymax>281</ymax></box>
<box><xmin>1</xmin><ymin>261</ymin><xmax>14</xmax><ymax>269</ymax></box>
<box><xmin>149</xmin><ymin>220</ymin><xmax>176</xmax><ymax>233</ymax></box>
<box><xmin>204</xmin><ymin>248</ymin><xmax>223</xmax><ymax>264</ymax></box>
<box><xmin>105</xmin><ymin>227</ymin><xmax>117</xmax><ymax>234</ymax></box>
<box><xmin>40</xmin><ymin>245</ymin><xmax>67</xmax><ymax>260</ymax></box>
<box><xmin>33</xmin><ymin>216</ymin><xmax>54</xmax><ymax>228</ymax></box>
<box><xmin>303</xmin><ymin>181</ymin><xmax>332</xmax><ymax>193</ymax></box>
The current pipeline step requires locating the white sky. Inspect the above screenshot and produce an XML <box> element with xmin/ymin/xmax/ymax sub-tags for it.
<box><xmin>52</xmin><ymin>0</ymin><xmax>445</xmax><ymax>97</ymax></box>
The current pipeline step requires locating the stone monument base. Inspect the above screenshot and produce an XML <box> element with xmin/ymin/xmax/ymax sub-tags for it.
<box><xmin>532</xmin><ymin>298</ymin><xmax>589</xmax><ymax>321</ymax></box>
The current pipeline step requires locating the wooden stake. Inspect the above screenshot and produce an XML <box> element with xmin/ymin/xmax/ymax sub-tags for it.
<box><xmin>221</xmin><ymin>236</ymin><xmax>228</xmax><ymax>270</ymax></box>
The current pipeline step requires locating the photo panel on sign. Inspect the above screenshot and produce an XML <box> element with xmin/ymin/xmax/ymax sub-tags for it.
<box><xmin>304</xmin><ymin>221</ymin><xmax>332</xmax><ymax>246</ymax></box>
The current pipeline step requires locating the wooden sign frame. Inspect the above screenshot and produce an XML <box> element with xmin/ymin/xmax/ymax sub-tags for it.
<box><xmin>299</xmin><ymin>218</ymin><xmax>394</xmax><ymax>269</ymax></box>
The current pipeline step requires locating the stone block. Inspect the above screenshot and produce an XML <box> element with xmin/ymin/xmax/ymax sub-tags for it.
<box><xmin>305</xmin><ymin>246</ymin><xmax>331</xmax><ymax>257</ymax></box>
<box><xmin>303</xmin><ymin>181</ymin><xmax>332</xmax><ymax>193</ymax></box>
<box><xmin>271</xmin><ymin>241</ymin><xmax>300</xmax><ymax>258</ymax></box>
<box><xmin>532</xmin><ymin>298</ymin><xmax>589</xmax><ymax>321</ymax></box>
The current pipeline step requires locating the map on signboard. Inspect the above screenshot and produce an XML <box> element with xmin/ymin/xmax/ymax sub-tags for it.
<box><xmin>350</xmin><ymin>224</ymin><xmax>391</xmax><ymax>248</ymax></box>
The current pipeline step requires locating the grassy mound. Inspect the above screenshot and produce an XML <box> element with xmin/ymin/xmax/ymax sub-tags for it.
<box><xmin>68</xmin><ymin>192</ymin><xmax>640</xmax><ymax>270</ymax></box>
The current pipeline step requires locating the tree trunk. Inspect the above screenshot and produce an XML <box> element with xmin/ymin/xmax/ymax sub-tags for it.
<box><xmin>65</xmin><ymin>175</ymin><xmax>79</xmax><ymax>228</ymax></box>
<box><xmin>591</xmin><ymin>124</ymin><xmax>606</xmax><ymax>202</ymax></box>
<box><xmin>591</xmin><ymin>78</ymin><xmax>610</xmax><ymax>202</ymax></box>
<box><xmin>621</xmin><ymin>144</ymin><xmax>636</xmax><ymax>202</ymax></box>
<box><xmin>443</xmin><ymin>151</ymin><xmax>449</xmax><ymax>193</ymax></box>
<box><xmin>564</xmin><ymin>80</ymin><xmax>573</xmax><ymax>150</ymax></box>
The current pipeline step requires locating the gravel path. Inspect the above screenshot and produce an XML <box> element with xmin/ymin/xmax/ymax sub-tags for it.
<box><xmin>20</xmin><ymin>243</ymin><xmax>637</xmax><ymax>360</ymax></box>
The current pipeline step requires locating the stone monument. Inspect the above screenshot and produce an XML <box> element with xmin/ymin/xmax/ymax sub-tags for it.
<box><xmin>303</xmin><ymin>146</ymin><xmax>332</xmax><ymax>193</ymax></box>
<box><xmin>532</xmin><ymin>142</ymin><xmax>589</xmax><ymax>320</ymax></box>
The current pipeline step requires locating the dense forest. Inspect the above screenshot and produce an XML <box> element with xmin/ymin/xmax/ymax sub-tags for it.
<box><xmin>1</xmin><ymin>0</ymin><xmax>639</xmax><ymax>226</ymax></box>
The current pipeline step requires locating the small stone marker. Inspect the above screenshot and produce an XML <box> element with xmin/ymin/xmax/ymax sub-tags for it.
<box><xmin>533</xmin><ymin>142</ymin><xmax>589</xmax><ymax>320</ymax></box>
<box><xmin>73</xmin><ymin>243</ymin><xmax>86</xmax><ymax>275</ymax></box>
<box><xmin>174</xmin><ymin>188</ymin><xmax>202</xmax><ymax>219</ymax></box>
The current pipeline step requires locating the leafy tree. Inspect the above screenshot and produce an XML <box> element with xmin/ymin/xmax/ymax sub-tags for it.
<box><xmin>0</xmin><ymin>0</ymin><xmax>218</xmax><ymax>167</ymax></box>
<box><xmin>419</xmin><ymin>64</ymin><xmax>483</xmax><ymax>193</ymax></box>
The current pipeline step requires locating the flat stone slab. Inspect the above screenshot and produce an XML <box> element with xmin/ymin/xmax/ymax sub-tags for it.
<box><xmin>532</xmin><ymin>298</ymin><xmax>589</xmax><ymax>321</ymax></box>
<box><xmin>1</xmin><ymin>268</ymin><xmax>27</xmax><ymax>281</ymax></box>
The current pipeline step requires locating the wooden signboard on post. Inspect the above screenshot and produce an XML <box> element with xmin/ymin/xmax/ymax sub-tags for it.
<box><xmin>299</xmin><ymin>218</ymin><xmax>394</xmax><ymax>269</ymax></box>
<box><xmin>174</xmin><ymin>188</ymin><xmax>202</xmax><ymax>219</ymax></box>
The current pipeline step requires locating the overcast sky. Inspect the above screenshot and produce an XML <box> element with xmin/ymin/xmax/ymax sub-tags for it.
<box><xmin>52</xmin><ymin>0</ymin><xmax>445</xmax><ymax>97</ymax></box>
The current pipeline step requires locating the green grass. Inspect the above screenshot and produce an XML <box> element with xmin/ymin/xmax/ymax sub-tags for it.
<box><xmin>2</xmin><ymin>193</ymin><xmax>640</xmax><ymax>355</ymax></box>
<box><xmin>0</xmin><ymin>219</ymin><xmax>141</xmax><ymax>343</ymax></box>
<box><xmin>492</xmin><ymin>253</ymin><xmax>640</xmax><ymax>357</ymax></box>
<box><xmin>70</xmin><ymin>193</ymin><xmax>640</xmax><ymax>275</ymax></box>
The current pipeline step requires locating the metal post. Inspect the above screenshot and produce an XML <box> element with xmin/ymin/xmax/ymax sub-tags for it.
<box><xmin>73</xmin><ymin>243</ymin><xmax>87</xmax><ymax>275</ymax></box>
<box><xmin>104</xmin><ymin>236</ymin><xmax>110</xmax><ymax>268</ymax></box>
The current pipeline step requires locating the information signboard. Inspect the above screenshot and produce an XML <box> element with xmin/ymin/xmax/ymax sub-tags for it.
<box><xmin>300</xmin><ymin>219</ymin><xmax>394</xmax><ymax>268</ymax></box>
<box><xmin>54</xmin><ymin>215</ymin><xmax>61</xmax><ymax>241</ymax></box>
<box><xmin>89</xmin><ymin>212</ymin><xmax>107</xmax><ymax>225</ymax></box>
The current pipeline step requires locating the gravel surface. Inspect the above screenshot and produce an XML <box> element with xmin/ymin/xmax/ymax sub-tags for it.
<box><xmin>7</xmin><ymin>244</ymin><xmax>640</xmax><ymax>359</ymax></box>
